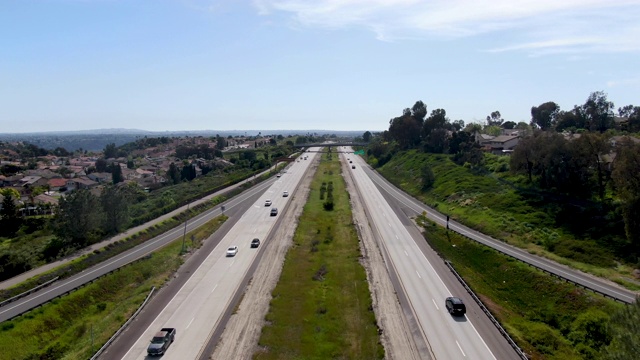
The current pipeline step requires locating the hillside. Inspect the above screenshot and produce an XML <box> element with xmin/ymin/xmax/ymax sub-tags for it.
<box><xmin>374</xmin><ymin>150</ymin><xmax>639</xmax><ymax>288</ymax></box>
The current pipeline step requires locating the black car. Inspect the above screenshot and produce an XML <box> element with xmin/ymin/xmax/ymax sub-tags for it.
<box><xmin>270</xmin><ymin>207</ymin><xmax>278</xmax><ymax>216</ymax></box>
<box><xmin>445</xmin><ymin>297</ymin><xmax>466</xmax><ymax>316</ymax></box>
<box><xmin>251</xmin><ymin>238</ymin><xmax>260</xmax><ymax>248</ymax></box>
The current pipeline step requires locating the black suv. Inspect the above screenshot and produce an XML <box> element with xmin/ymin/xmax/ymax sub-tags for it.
<box><xmin>445</xmin><ymin>297</ymin><xmax>466</xmax><ymax>316</ymax></box>
<box><xmin>251</xmin><ymin>238</ymin><xmax>260</xmax><ymax>248</ymax></box>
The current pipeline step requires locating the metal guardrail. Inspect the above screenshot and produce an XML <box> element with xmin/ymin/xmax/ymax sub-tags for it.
<box><xmin>90</xmin><ymin>286</ymin><xmax>156</xmax><ymax>360</ymax></box>
<box><xmin>444</xmin><ymin>260</ymin><xmax>529</xmax><ymax>360</ymax></box>
<box><xmin>448</xmin><ymin>227</ymin><xmax>633</xmax><ymax>304</ymax></box>
<box><xmin>0</xmin><ymin>276</ymin><xmax>59</xmax><ymax>308</ymax></box>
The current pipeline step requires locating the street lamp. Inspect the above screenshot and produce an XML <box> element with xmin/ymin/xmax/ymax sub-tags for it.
<box><xmin>181</xmin><ymin>203</ymin><xmax>190</xmax><ymax>254</ymax></box>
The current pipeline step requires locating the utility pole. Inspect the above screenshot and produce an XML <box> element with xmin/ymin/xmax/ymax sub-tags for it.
<box><xmin>181</xmin><ymin>203</ymin><xmax>190</xmax><ymax>254</ymax></box>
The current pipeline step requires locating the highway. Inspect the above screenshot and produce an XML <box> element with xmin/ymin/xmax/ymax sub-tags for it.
<box><xmin>345</xmin><ymin>150</ymin><xmax>508</xmax><ymax>359</ymax></box>
<box><xmin>362</xmin><ymin>163</ymin><xmax>638</xmax><ymax>304</ymax></box>
<box><xmin>0</xmin><ymin>178</ymin><xmax>281</xmax><ymax>323</ymax></box>
<box><xmin>118</xmin><ymin>149</ymin><xmax>319</xmax><ymax>359</ymax></box>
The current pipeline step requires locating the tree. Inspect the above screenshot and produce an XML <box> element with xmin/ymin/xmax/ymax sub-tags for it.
<box><xmin>486</xmin><ymin>111</ymin><xmax>504</xmax><ymax>127</ymax></box>
<box><xmin>167</xmin><ymin>162</ymin><xmax>181</xmax><ymax>185</ymax></box>
<box><xmin>502</xmin><ymin>121</ymin><xmax>516</xmax><ymax>129</ymax></box>
<box><xmin>421</xmin><ymin>164</ymin><xmax>435</xmax><ymax>190</ymax></box>
<box><xmin>452</xmin><ymin>120</ymin><xmax>465</xmax><ymax>131</ymax></box>
<box><xmin>555</xmin><ymin>106</ymin><xmax>586</xmax><ymax>132</ymax></box>
<box><xmin>103</xmin><ymin>143</ymin><xmax>118</xmax><ymax>159</ymax></box>
<box><xmin>100</xmin><ymin>185</ymin><xmax>131</xmax><ymax>234</ymax></box>
<box><xmin>582</xmin><ymin>91</ymin><xmax>615</xmax><ymax>133</ymax></box>
<box><xmin>111</xmin><ymin>162</ymin><xmax>123</xmax><ymax>184</ymax></box>
<box><xmin>411</xmin><ymin>100</ymin><xmax>427</xmax><ymax>123</ymax></box>
<box><xmin>618</xmin><ymin>105</ymin><xmax>640</xmax><ymax>132</ymax></box>
<box><xmin>424</xmin><ymin>128</ymin><xmax>448</xmax><ymax>154</ymax></box>
<box><xmin>388</xmin><ymin>113</ymin><xmax>421</xmax><ymax>150</ymax></box>
<box><xmin>363</xmin><ymin>131</ymin><xmax>372</xmax><ymax>143</ymax></box>
<box><xmin>53</xmin><ymin>190</ymin><xmax>101</xmax><ymax>246</ymax></box>
<box><xmin>611</xmin><ymin>138</ymin><xmax>640</xmax><ymax>252</ymax></box>
<box><xmin>530</xmin><ymin>101</ymin><xmax>560</xmax><ymax>130</ymax></box>
<box><xmin>422</xmin><ymin>108</ymin><xmax>448</xmax><ymax>138</ymax></box>
<box><xmin>603</xmin><ymin>296</ymin><xmax>640</xmax><ymax>359</ymax></box>
<box><xmin>127</xmin><ymin>159</ymin><xmax>135</xmax><ymax>169</ymax></box>
<box><xmin>0</xmin><ymin>192</ymin><xmax>21</xmax><ymax>237</ymax></box>
<box><xmin>181</xmin><ymin>163</ymin><xmax>196</xmax><ymax>181</ymax></box>
<box><xmin>573</xmin><ymin>133</ymin><xmax>612</xmax><ymax>201</ymax></box>
<box><xmin>95</xmin><ymin>158</ymin><xmax>108</xmax><ymax>173</ymax></box>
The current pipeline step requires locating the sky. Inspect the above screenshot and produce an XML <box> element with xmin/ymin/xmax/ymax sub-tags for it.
<box><xmin>1</xmin><ymin>0</ymin><xmax>639</xmax><ymax>133</ymax></box>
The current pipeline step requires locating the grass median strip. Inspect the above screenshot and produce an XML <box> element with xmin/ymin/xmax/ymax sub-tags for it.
<box><xmin>255</xmin><ymin>150</ymin><xmax>384</xmax><ymax>360</ymax></box>
<box><xmin>0</xmin><ymin>215</ymin><xmax>226</xmax><ymax>360</ymax></box>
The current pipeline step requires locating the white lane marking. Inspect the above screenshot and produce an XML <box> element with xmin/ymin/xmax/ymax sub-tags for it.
<box><xmin>210</xmin><ymin>284</ymin><xmax>218</xmax><ymax>294</ymax></box>
<box><xmin>404</xmin><ymin>250</ymin><xmax>408</xmax><ymax>256</ymax></box>
<box><xmin>431</xmin><ymin>298</ymin><xmax>439</xmax><ymax>310</ymax></box>
<box><xmin>388</xmin><ymin>223</ymin><xmax>392</xmax><ymax>227</ymax></box>
<box><xmin>467</xmin><ymin>317</ymin><xmax>498</xmax><ymax>360</ymax></box>
<box><xmin>416</xmin><ymin>270</ymin><xmax>421</xmax><ymax>279</ymax></box>
<box><xmin>395</xmin><ymin>235</ymin><xmax>399</xmax><ymax>240</ymax></box>
<box><xmin>254</xmin><ymin>229</ymin><xmax>257</xmax><ymax>233</ymax></box>
<box><xmin>186</xmin><ymin>317</ymin><xmax>195</xmax><ymax>330</ymax></box>
<box><xmin>229</xmin><ymin>260</ymin><xmax>235</xmax><ymax>268</ymax></box>
<box><xmin>456</xmin><ymin>340</ymin><xmax>467</xmax><ymax>357</ymax></box>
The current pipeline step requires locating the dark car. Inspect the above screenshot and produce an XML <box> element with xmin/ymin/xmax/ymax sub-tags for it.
<box><xmin>251</xmin><ymin>238</ymin><xmax>260</xmax><ymax>248</ymax></box>
<box><xmin>445</xmin><ymin>297</ymin><xmax>466</xmax><ymax>316</ymax></box>
<box><xmin>351</xmin><ymin>165</ymin><xmax>356</xmax><ymax>169</ymax></box>
<box><xmin>270</xmin><ymin>207</ymin><xmax>278</xmax><ymax>216</ymax></box>
<box><xmin>147</xmin><ymin>328</ymin><xmax>176</xmax><ymax>356</ymax></box>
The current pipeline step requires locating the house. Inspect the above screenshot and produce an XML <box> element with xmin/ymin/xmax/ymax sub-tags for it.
<box><xmin>88</xmin><ymin>172</ymin><xmax>112</xmax><ymax>184</ymax></box>
<box><xmin>48</xmin><ymin>178</ymin><xmax>68</xmax><ymax>191</ymax></box>
<box><xmin>73</xmin><ymin>177</ymin><xmax>99</xmax><ymax>190</ymax></box>
<box><xmin>19</xmin><ymin>176</ymin><xmax>49</xmax><ymax>188</ymax></box>
<box><xmin>475</xmin><ymin>133</ymin><xmax>495</xmax><ymax>146</ymax></box>
<box><xmin>488</xmin><ymin>135</ymin><xmax>520</xmax><ymax>155</ymax></box>
<box><xmin>34</xmin><ymin>194</ymin><xmax>58</xmax><ymax>206</ymax></box>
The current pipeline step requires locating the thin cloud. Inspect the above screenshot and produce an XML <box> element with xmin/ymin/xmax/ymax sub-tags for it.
<box><xmin>252</xmin><ymin>0</ymin><xmax>640</xmax><ymax>54</ymax></box>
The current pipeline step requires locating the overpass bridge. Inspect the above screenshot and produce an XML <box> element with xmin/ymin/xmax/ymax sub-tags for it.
<box><xmin>294</xmin><ymin>143</ymin><xmax>366</xmax><ymax>152</ymax></box>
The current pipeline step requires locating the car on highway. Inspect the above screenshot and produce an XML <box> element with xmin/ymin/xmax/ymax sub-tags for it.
<box><xmin>276</xmin><ymin>173</ymin><xmax>281</xmax><ymax>178</ymax></box>
<box><xmin>147</xmin><ymin>327</ymin><xmax>175</xmax><ymax>356</ymax></box>
<box><xmin>226</xmin><ymin>246</ymin><xmax>238</xmax><ymax>257</ymax></box>
<box><xmin>264</xmin><ymin>199</ymin><xmax>272</xmax><ymax>206</ymax></box>
<box><xmin>270</xmin><ymin>207</ymin><xmax>278</xmax><ymax>216</ymax></box>
<box><xmin>445</xmin><ymin>297</ymin><xmax>466</xmax><ymax>316</ymax></box>
<box><xmin>283</xmin><ymin>191</ymin><xmax>289</xmax><ymax>197</ymax></box>
<box><xmin>251</xmin><ymin>238</ymin><xmax>260</xmax><ymax>248</ymax></box>
<box><xmin>352</xmin><ymin>165</ymin><xmax>356</xmax><ymax>169</ymax></box>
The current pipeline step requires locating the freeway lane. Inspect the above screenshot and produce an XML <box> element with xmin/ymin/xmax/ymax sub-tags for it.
<box><xmin>363</xmin><ymin>165</ymin><xmax>638</xmax><ymax>304</ymax></box>
<box><xmin>346</xmin><ymin>150</ymin><xmax>502</xmax><ymax>359</ymax></box>
<box><xmin>120</xmin><ymin>150</ymin><xmax>319</xmax><ymax>359</ymax></box>
<box><xmin>0</xmin><ymin>177</ymin><xmax>278</xmax><ymax>323</ymax></box>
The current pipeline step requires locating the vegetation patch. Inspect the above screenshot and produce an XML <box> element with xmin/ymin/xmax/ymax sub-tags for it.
<box><xmin>417</xmin><ymin>214</ymin><xmax>623</xmax><ymax>360</ymax></box>
<box><xmin>376</xmin><ymin>150</ymin><xmax>637</xmax><ymax>287</ymax></box>
<box><xmin>255</xmin><ymin>149</ymin><xmax>384</xmax><ymax>360</ymax></box>
<box><xmin>0</xmin><ymin>215</ymin><xmax>226</xmax><ymax>360</ymax></box>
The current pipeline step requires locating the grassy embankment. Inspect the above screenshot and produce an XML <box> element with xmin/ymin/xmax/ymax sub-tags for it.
<box><xmin>255</xmin><ymin>150</ymin><xmax>384</xmax><ymax>359</ymax></box>
<box><xmin>0</xmin><ymin>215</ymin><xmax>226</xmax><ymax>360</ymax></box>
<box><xmin>375</xmin><ymin>150</ymin><xmax>638</xmax><ymax>289</ymax></box>
<box><xmin>419</xmin><ymin>216</ymin><xmax>622</xmax><ymax>360</ymax></box>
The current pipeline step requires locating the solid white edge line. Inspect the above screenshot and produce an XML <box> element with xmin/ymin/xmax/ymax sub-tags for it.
<box><xmin>456</xmin><ymin>340</ymin><xmax>467</xmax><ymax>357</ymax></box>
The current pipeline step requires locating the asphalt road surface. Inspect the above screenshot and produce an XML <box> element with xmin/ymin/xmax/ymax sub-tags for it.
<box><xmin>345</xmin><ymin>149</ymin><xmax>513</xmax><ymax>359</ymax></box>
<box><xmin>118</xmin><ymin>150</ymin><xmax>319</xmax><ymax>359</ymax></box>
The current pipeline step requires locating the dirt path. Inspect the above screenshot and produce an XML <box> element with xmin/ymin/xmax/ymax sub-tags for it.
<box><xmin>209</xmin><ymin>156</ymin><xmax>421</xmax><ymax>359</ymax></box>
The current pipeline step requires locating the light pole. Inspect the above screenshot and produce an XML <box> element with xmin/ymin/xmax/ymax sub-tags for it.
<box><xmin>181</xmin><ymin>203</ymin><xmax>190</xmax><ymax>254</ymax></box>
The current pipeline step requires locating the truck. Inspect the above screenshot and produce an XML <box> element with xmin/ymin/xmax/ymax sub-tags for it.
<box><xmin>147</xmin><ymin>327</ymin><xmax>176</xmax><ymax>356</ymax></box>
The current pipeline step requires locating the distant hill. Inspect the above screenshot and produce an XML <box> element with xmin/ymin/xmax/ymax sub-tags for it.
<box><xmin>0</xmin><ymin>129</ymin><xmax>368</xmax><ymax>151</ymax></box>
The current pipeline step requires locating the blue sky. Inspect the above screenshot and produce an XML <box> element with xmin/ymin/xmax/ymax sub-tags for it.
<box><xmin>1</xmin><ymin>0</ymin><xmax>639</xmax><ymax>133</ymax></box>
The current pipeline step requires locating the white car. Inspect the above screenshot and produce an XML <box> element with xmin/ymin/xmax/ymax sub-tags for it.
<box><xmin>264</xmin><ymin>199</ymin><xmax>272</xmax><ymax>206</ymax></box>
<box><xmin>226</xmin><ymin>246</ymin><xmax>238</xmax><ymax>257</ymax></box>
<box><xmin>282</xmin><ymin>191</ymin><xmax>289</xmax><ymax>197</ymax></box>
